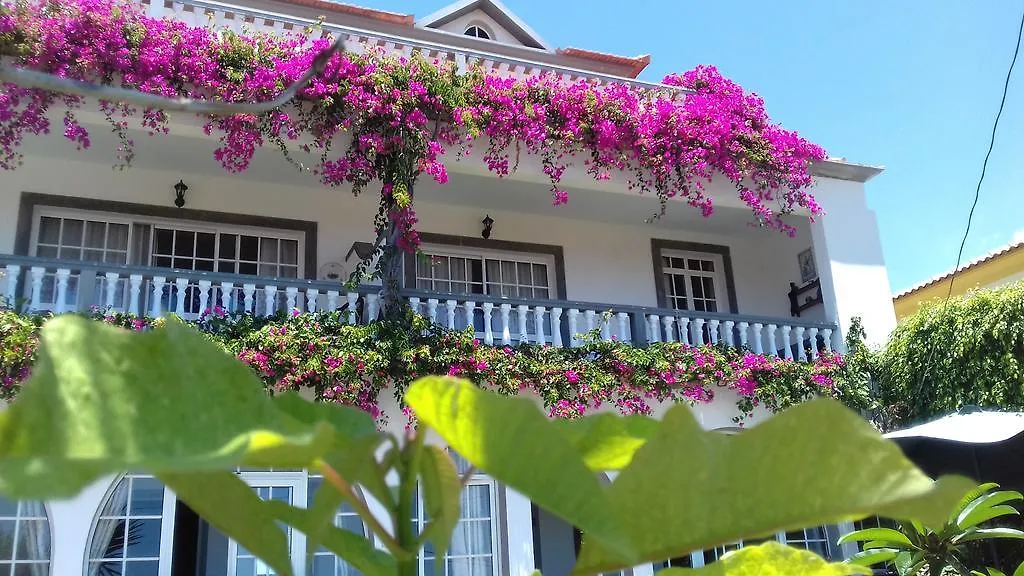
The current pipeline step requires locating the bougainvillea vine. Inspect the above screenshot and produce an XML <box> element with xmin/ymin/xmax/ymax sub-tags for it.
<box><xmin>0</xmin><ymin>0</ymin><xmax>827</xmax><ymax>310</ymax></box>
<box><xmin>0</xmin><ymin>307</ymin><xmax>871</xmax><ymax>427</ymax></box>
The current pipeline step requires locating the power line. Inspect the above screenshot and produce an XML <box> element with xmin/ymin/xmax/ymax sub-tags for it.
<box><xmin>911</xmin><ymin>3</ymin><xmax>1024</xmax><ymax>415</ymax></box>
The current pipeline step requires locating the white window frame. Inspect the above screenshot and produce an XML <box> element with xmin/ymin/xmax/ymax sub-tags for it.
<box><xmin>659</xmin><ymin>249</ymin><xmax>727</xmax><ymax>313</ymax></box>
<box><xmin>413</xmin><ymin>472</ymin><xmax>500</xmax><ymax>576</ymax></box>
<box><xmin>30</xmin><ymin>206</ymin><xmax>306</xmax><ymax>277</ymax></box>
<box><xmin>83</xmin><ymin>473</ymin><xmax>179</xmax><ymax>576</ymax></box>
<box><xmin>229</xmin><ymin>471</ymin><xmax>308</xmax><ymax>576</ymax></box>
<box><xmin>415</xmin><ymin>243</ymin><xmax>557</xmax><ymax>299</ymax></box>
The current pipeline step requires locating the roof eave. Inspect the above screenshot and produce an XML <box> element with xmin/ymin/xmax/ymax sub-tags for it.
<box><xmin>810</xmin><ymin>159</ymin><xmax>884</xmax><ymax>183</ymax></box>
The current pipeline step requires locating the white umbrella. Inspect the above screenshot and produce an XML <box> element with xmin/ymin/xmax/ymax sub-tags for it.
<box><xmin>884</xmin><ymin>406</ymin><xmax>1024</xmax><ymax>490</ymax></box>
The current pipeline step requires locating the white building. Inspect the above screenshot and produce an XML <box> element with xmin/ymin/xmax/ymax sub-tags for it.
<box><xmin>0</xmin><ymin>0</ymin><xmax>898</xmax><ymax>574</ymax></box>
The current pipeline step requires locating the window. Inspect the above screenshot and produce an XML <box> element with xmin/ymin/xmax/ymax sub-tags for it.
<box><xmin>87</xmin><ymin>474</ymin><xmax>174</xmax><ymax>576</ymax></box>
<box><xmin>660</xmin><ymin>252</ymin><xmax>725</xmax><ymax>313</ymax></box>
<box><xmin>779</xmin><ymin>526</ymin><xmax>832</xmax><ymax>558</ymax></box>
<box><xmin>463</xmin><ymin>25</ymin><xmax>490</xmax><ymax>39</ymax></box>
<box><xmin>29</xmin><ymin>208</ymin><xmax>305</xmax><ymax>315</ymax></box>
<box><xmin>658</xmin><ymin>526</ymin><xmax>834</xmax><ymax>569</ymax></box>
<box><xmin>307</xmin><ymin>476</ymin><xmax>365</xmax><ymax>576</ymax></box>
<box><xmin>0</xmin><ymin>498</ymin><xmax>50</xmax><ymax>575</ymax></box>
<box><xmin>413</xmin><ymin>245</ymin><xmax>556</xmax><ymax>340</ymax></box>
<box><xmin>412</xmin><ymin>452</ymin><xmax>497</xmax><ymax>576</ymax></box>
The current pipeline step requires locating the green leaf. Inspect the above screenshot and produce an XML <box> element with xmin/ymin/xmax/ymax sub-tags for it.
<box><xmin>418</xmin><ymin>444</ymin><xmax>462</xmax><ymax>573</ymax></box>
<box><xmin>957</xmin><ymin>505</ymin><xmax>1020</xmax><ymax>531</ymax></box>
<box><xmin>159</xmin><ymin>470</ymin><xmax>295</xmax><ymax>576</ymax></box>
<box><xmin>405</xmin><ymin>377</ymin><xmax>633</xmax><ymax>564</ymax></box>
<box><xmin>551</xmin><ymin>412</ymin><xmax>659</xmax><ymax>470</ymax></box>
<box><xmin>1015</xmin><ymin>560</ymin><xmax>1024</xmax><ymax>576</ymax></box>
<box><xmin>953</xmin><ymin>527</ymin><xmax>1024</xmax><ymax>544</ymax></box>
<box><xmin>846</xmin><ymin>548</ymin><xmax>900</xmax><ymax>567</ymax></box>
<box><xmin>956</xmin><ymin>490</ymin><xmax>1023</xmax><ymax>529</ymax></box>
<box><xmin>264</xmin><ymin>500</ymin><xmax>397</xmax><ymax>576</ymax></box>
<box><xmin>271</xmin><ymin>391</ymin><xmax>377</xmax><ymax>440</ymax></box>
<box><xmin>837</xmin><ymin>528</ymin><xmax>914</xmax><ymax>548</ymax></box>
<box><xmin>0</xmin><ymin>316</ymin><xmax>334</xmax><ymax>499</ymax></box>
<box><xmin>977</xmin><ymin>569</ymin><xmax>1006</xmax><ymax>576</ymax></box>
<box><xmin>659</xmin><ymin>542</ymin><xmax>870</xmax><ymax>575</ymax></box>
<box><xmin>575</xmin><ymin>398</ymin><xmax>975</xmax><ymax>575</ymax></box>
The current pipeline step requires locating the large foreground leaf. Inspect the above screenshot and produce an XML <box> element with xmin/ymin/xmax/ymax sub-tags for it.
<box><xmin>660</xmin><ymin>542</ymin><xmax>870</xmax><ymax>575</ymax></box>
<box><xmin>576</xmin><ymin>399</ymin><xmax>974</xmax><ymax>574</ymax></box>
<box><xmin>406</xmin><ymin>377</ymin><xmax>633</xmax><ymax>563</ymax></box>
<box><xmin>0</xmin><ymin>316</ymin><xmax>335</xmax><ymax>498</ymax></box>
<box><xmin>552</xmin><ymin>412</ymin><xmax>659</xmax><ymax>471</ymax></box>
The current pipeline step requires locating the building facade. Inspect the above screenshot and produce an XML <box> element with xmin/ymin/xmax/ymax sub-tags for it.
<box><xmin>0</xmin><ymin>0</ymin><xmax>899</xmax><ymax>574</ymax></box>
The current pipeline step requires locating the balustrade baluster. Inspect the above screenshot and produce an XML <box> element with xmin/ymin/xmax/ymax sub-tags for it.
<box><xmin>285</xmin><ymin>287</ymin><xmax>299</xmax><ymax>312</ymax></box>
<box><xmin>807</xmin><ymin>327</ymin><xmax>819</xmax><ymax>360</ymax></box>
<box><xmin>517</xmin><ymin>305</ymin><xmax>529</xmax><ymax>342</ymax></box>
<box><xmin>127</xmin><ymin>274</ymin><xmax>142</xmax><ymax>316</ymax></box>
<box><xmin>616</xmin><ymin>312</ymin><xmax>629</xmax><ymax>341</ymax></box>
<box><xmin>677</xmin><ymin>317</ymin><xmax>691</xmax><ymax>345</ymax></box>
<box><xmin>552</xmin><ymin>308</ymin><xmax>564</xmax><ymax>347</ymax></box>
<box><xmin>708</xmin><ymin>319</ymin><xmax>721</xmax><ymax>345</ymax></box>
<box><xmin>197</xmin><ymin>280</ymin><xmax>212</xmax><ymax>317</ymax></box>
<box><xmin>795</xmin><ymin>326</ymin><xmax>807</xmax><ymax>361</ymax></box>
<box><xmin>482</xmin><ymin>302</ymin><xmax>494</xmax><ymax>345</ymax></box>
<box><xmin>346</xmin><ymin>292</ymin><xmax>359</xmax><ymax>324</ymax></box>
<box><xmin>661</xmin><ymin>316</ymin><xmax>675</xmax><ymax>342</ymax></box>
<box><xmin>327</xmin><ymin>291</ymin><xmax>339</xmax><ymax>312</ymax></box>
<box><xmin>782</xmin><ymin>325</ymin><xmax>793</xmax><ymax>360</ymax></box>
<box><xmin>534</xmin><ymin>306</ymin><xmax>547</xmax><ymax>345</ymax></box>
<box><xmin>106</xmin><ymin>272</ymin><xmax>121</xmax><ymax>310</ymax></box>
<box><xmin>149</xmin><ymin>276</ymin><xmax>166</xmax><ymax>317</ymax></box>
<box><xmin>752</xmin><ymin>323</ymin><xmax>764</xmax><ymax>354</ymax></box>
<box><xmin>242</xmin><ymin>284</ymin><xmax>256</xmax><ymax>314</ymax></box>
<box><xmin>367</xmin><ymin>293</ymin><xmax>380</xmax><ymax>321</ymax></box>
<box><xmin>306</xmin><ymin>289</ymin><xmax>319</xmax><ymax>313</ymax></box>
<box><xmin>766</xmin><ymin>324</ymin><xmax>778</xmax><ymax>358</ymax></box>
<box><xmin>821</xmin><ymin>328</ymin><xmax>834</xmax><ymax>353</ymax></box>
<box><xmin>648</xmin><ymin>314</ymin><xmax>661</xmax><ymax>343</ymax></box>
<box><xmin>445</xmin><ymin>300</ymin><xmax>457</xmax><ymax>329</ymax></box>
<box><xmin>500</xmin><ymin>304</ymin><xmax>512</xmax><ymax>345</ymax></box>
<box><xmin>263</xmin><ymin>284</ymin><xmax>277</xmax><ymax>317</ymax></box>
<box><xmin>3</xmin><ymin>265</ymin><xmax>20</xmax><ymax>308</ymax></box>
<box><xmin>567</xmin><ymin>308</ymin><xmax>580</xmax><ymax>347</ymax></box>
<box><xmin>738</xmin><ymin>321</ymin><xmax>749</xmax><ymax>349</ymax></box>
<box><xmin>54</xmin><ymin>269</ymin><xmax>71</xmax><ymax>314</ymax></box>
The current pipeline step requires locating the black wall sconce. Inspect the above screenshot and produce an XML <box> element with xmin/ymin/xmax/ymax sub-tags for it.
<box><xmin>481</xmin><ymin>215</ymin><xmax>494</xmax><ymax>239</ymax></box>
<box><xmin>173</xmin><ymin>180</ymin><xmax>188</xmax><ymax>208</ymax></box>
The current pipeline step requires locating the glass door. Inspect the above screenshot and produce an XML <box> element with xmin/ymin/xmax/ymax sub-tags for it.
<box><xmin>228</xmin><ymin>472</ymin><xmax>306</xmax><ymax>576</ymax></box>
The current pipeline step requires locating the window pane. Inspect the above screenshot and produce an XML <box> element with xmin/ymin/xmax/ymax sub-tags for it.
<box><xmin>174</xmin><ymin>231</ymin><xmax>194</xmax><ymax>258</ymax></box>
<box><xmin>62</xmin><ymin>219</ymin><xmax>84</xmax><ymax>247</ymax></box>
<box><xmin>532</xmin><ymin>264</ymin><xmax>548</xmax><ymax>289</ymax></box>
<box><xmin>195</xmin><ymin>259</ymin><xmax>215</xmax><ymax>272</ymax></box>
<box><xmin>517</xmin><ymin>262</ymin><xmax>532</xmax><ymax>288</ymax></box>
<box><xmin>219</xmin><ymin>234</ymin><xmax>237</xmax><ymax>260</ymax></box>
<box><xmin>702</xmin><ymin>260</ymin><xmax>715</xmax><ymax>272</ymax></box>
<box><xmin>240</xmin><ymin>236</ymin><xmax>259</xmax><ymax>261</ymax></box>
<box><xmin>109</xmin><ymin>224</ymin><xmax>129</xmax><ymax>252</ymax></box>
<box><xmin>36</xmin><ymin>246</ymin><xmax>57</xmax><ymax>259</ymax></box>
<box><xmin>38</xmin><ymin>217</ymin><xmax>60</xmax><ymax>245</ymax></box>
<box><xmin>258</xmin><ymin>264</ymin><xmax>278</xmax><ymax>277</ymax></box>
<box><xmin>690</xmin><ymin>276</ymin><xmax>704</xmax><ymax>300</ymax></box>
<box><xmin>172</xmin><ymin>257</ymin><xmax>193</xmax><ymax>270</ymax></box>
<box><xmin>280</xmin><ymin>240</ymin><xmax>298</xmax><ymax>266</ymax></box>
<box><xmin>154</xmin><ymin>229</ymin><xmax>173</xmax><ymax>256</ymax></box>
<box><xmin>129</xmin><ymin>478</ymin><xmax>163</xmax><ymax>516</ymax></box>
<box><xmin>124</xmin><ymin>560</ymin><xmax>159</xmax><ymax>576</ymax></box>
<box><xmin>687</xmin><ymin>259</ymin><xmax>701</xmax><ymax>271</ymax></box>
<box><xmin>450</xmin><ymin>258</ymin><xmax>467</xmax><ymax>283</ymax></box>
<box><xmin>14</xmin><ymin>519</ymin><xmax>48</xmax><ymax>560</ymax></box>
<box><xmin>83</xmin><ymin>221</ymin><xmax>106</xmax><ymax>250</ymax></box>
<box><xmin>500</xmin><ymin>261</ymin><xmax>516</xmax><ymax>286</ymax></box>
<box><xmin>0</xmin><ymin>520</ymin><xmax>15</xmax><ymax>558</ymax></box>
<box><xmin>461</xmin><ymin>486</ymin><xmax>491</xmax><ymax>518</ymax></box>
<box><xmin>259</xmin><ymin>238</ymin><xmax>278</xmax><ymax>263</ymax></box>
<box><xmin>196</xmin><ymin>233</ymin><xmax>215</xmax><ymax>259</ymax></box>
<box><xmin>58</xmin><ymin>246</ymin><xmax>81</xmax><ymax>260</ymax></box>
<box><xmin>239</xmin><ymin>262</ymin><xmax>258</xmax><ymax>275</ymax></box>
<box><xmin>83</xmin><ymin>248</ymin><xmax>105</xmax><ymax>262</ymax></box>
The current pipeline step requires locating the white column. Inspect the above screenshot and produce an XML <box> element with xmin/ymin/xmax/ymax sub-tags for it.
<box><xmin>150</xmin><ymin>276</ymin><xmax>166</xmax><ymax>317</ymax></box>
<box><xmin>445</xmin><ymin>299</ymin><xmax>457</xmax><ymax>329</ymax></box>
<box><xmin>3</xmin><ymin>264</ymin><xmax>20</xmax><ymax>307</ymax></box>
<box><xmin>752</xmin><ymin>323</ymin><xmax>764</xmax><ymax>354</ymax></box>
<box><xmin>306</xmin><ymin>289</ymin><xmax>319</xmax><ymax>313</ymax></box>
<box><xmin>127</xmin><ymin>274</ymin><xmax>143</xmax><ymax>316</ymax></box>
<box><xmin>567</xmin><ymin>308</ymin><xmax>579</xmax><ymax>347</ymax></box>
<box><xmin>426</xmin><ymin>299</ymin><xmax>439</xmax><ymax>324</ymax></box>
<box><xmin>782</xmin><ymin>325</ymin><xmax>793</xmax><ymax>360</ymax></box>
<box><xmin>810</xmin><ymin>178</ymin><xmax>897</xmax><ymax>350</ymax></box>
<box><xmin>197</xmin><ymin>280</ymin><xmax>212</xmax><ymax>316</ymax></box>
<box><xmin>616</xmin><ymin>312</ymin><xmax>629</xmax><ymax>342</ymax></box>
<box><xmin>822</xmin><ymin>328</ymin><xmax>834</xmax><ymax>353</ymax></box>
<box><xmin>220</xmin><ymin>281</ymin><xmax>233</xmax><ymax>312</ymax></box>
<box><xmin>708</xmin><ymin>319</ymin><xmax>720</xmax><ymax>345</ymax></box>
<box><xmin>105</xmin><ymin>272</ymin><xmax>120</xmax><ymax>310</ymax></box>
<box><xmin>326</xmin><ymin>290</ymin><xmax>339</xmax><ymax>312</ymax></box>
<box><xmin>499</xmin><ymin>304</ymin><xmax>512</xmax><ymax>345</ymax></box>
<box><xmin>54</xmin><ymin>269</ymin><xmax>71</xmax><ymax>313</ymax></box>
<box><xmin>648</xmin><ymin>314</ymin><xmax>661</xmax><ymax>343</ymax></box>
<box><xmin>766</xmin><ymin>324</ymin><xmax>779</xmax><ymax>357</ymax></box>
<box><xmin>795</xmin><ymin>326</ymin><xmax>807</xmax><ymax>361</ymax></box>
<box><xmin>738</xmin><ymin>321</ymin><xmax>749</xmax><ymax>349</ymax></box>
<box><xmin>174</xmin><ymin>278</ymin><xmax>188</xmax><ymax>316</ymax></box>
<box><xmin>807</xmin><ymin>327</ymin><xmax>819</xmax><ymax>360</ymax></box>
<box><xmin>516</xmin><ymin>305</ymin><xmax>529</xmax><ymax>342</ymax></box>
<box><xmin>482</xmin><ymin>302</ymin><xmax>495</xmax><ymax>345</ymax></box>
<box><xmin>464</xmin><ymin>301</ymin><xmax>477</xmax><ymax>333</ymax></box>
<box><xmin>242</xmin><ymin>284</ymin><xmax>256</xmax><ymax>313</ymax></box>
<box><xmin>366</xmin><ymin>293</ymin><xmax>380</xmax><ymax>320</ymax></box>
<box><xmin>724</xmin><ymin>320</ymin><xmax>736</xmax><ymax>348</ymax></box>
<box><xmin>583</xmin><ymin>309</ymin><xmax>596</xmax><ymax>334</ymax></box>
<box><xmin>534</xmin><ymin>306</ymin><xmax>546</xmax><ymax>345</ymax></box>
<box><xmin>264</xmin><ymin>285</ymin><xmax>278</xmax><ymax>317</ymax></box>
<box><xmin>285</xmin><ymin>286</ymin><xmax>299</xmax><ymax>312</ymax></box>
<box><xmin>677</xmin><ymin>317</ymin><xmax>691</xmax><ymax>345</ymax></box>
<box><xmin>661</xmin><ymin>316</ymin><xmax>675</xmax><ymax>342</ymax></box>
<box><xmin>552</xmin><ymin>308</ymin><xmax>564</xmax><ymax>347</ymax></box>
<box><xmin>692</xmin><ymin>318</ymin><xmax>706</xmax><ymax>345</ymax></box>
<box><xmin>346</xmin><ymin>292</ymin><xmax>359</xmax><ymax>324</ymax></box>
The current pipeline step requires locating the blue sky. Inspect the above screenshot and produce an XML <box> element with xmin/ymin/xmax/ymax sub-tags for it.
<box><xmin>370</xmin><ymin>0</ymin><xmax>1024</xmax><ymax>293</ymax></box>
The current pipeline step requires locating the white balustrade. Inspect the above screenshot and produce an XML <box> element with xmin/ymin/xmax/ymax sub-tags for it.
<box><xmin>242</xmin><ymin>284</ymin><xmax>256</xmax><ymax>313</ymax></box>
<box><xmin>724</xmin><ymin>320</ymin><xmax>735</xmax><ymax>347</ymax></box>
<box><xmin>3</xmin><ymin>265</ymin><xmax>20</xmax><ymax>307</ymax></box>
<box><xmin>738</xmin><ymin>321</ymin><xmax>749</xmax><ymax>349</ymax></box>
<box><xmin>766</xmin><ymin>324</ymin><xmax>778</xmax><ymax>358</ymax></box>
<box><xmin>534</xmin><ymin>306</ymin><xmax>546</xmax><ymax>345</ymax></box>
<box><xmin>347</xmin><ymin>292</ymin><xmax>359</xmax><ymax>324</ymax></box>
<box><xmin>482</xmin><ymin>302</ymin><xmax>494</xmax><ymax>345</ymax></box>
<box><xmin>500</xmin><ymin>304</ymin><xmax>512</xmax><ymax>345</ymax></box>
<box><xmin>263</xmin><ymin>284</ymin><xmax>277</xmax><ymax>316</ymax></box>
<box><xmin>516</xmin><ymin>305</ymin><xmax>529</xmax><ymax>342</ymax></box>
<box><xmin>708</xmin><ymin>319</ymin><xmax>720</xmax><ymax>345</ymax></box>
<box><xmin>220</xmin><ymin>281</ymin><xmax>233</xmax><ymax>312</ymax></box>
<box><xmin>285</xmin><ymin>286</ymin><xmax>298</xmax><ymax>312</ymax></box>
<box><xmin>795</xmin><ymin>326</ymin><xmax>807</xmax><ymax>361</ymax></box>
<box><xmin>464</xmin><ymin>301</ymin><xmax>476</xmax><ymax>333</ymax></box>
<box><xmin>677</xmin><ymin>316</ymin><xmax>691</xmax><ymax>345</ymax></box>
<box><xmin>306</xmin><ymin>288</ymin><xmax>318</xmax><ymax>313</ymax></box>
<box><xmin>106</xmin><ymin>273</ymin><xmax>121</xmax><ymax>310</ymax></box>
<box><xmin>54</xmin><ymin>269</ymin><xmax>71</xmax><ymax>314</ymax></box>
<box><xmin>781</xmin><ymin>325</ymin><xmax>793</xmax><ymax>360</ymax></box>
<box><xmin>128</xmin><ymin>274</ymin><xmax>143</xmax><ymax>316</ymax></box>
<box><xmin>197</xmin><ymin>280</ymin><xmax>212</xmax><ymax>316</ymax></box>
<box><xmin>616</xmin><ymin>312</ymin><xmax>629</xmax><ymax>342</ymax></box>
<box><xmin>661</xmin><ymin>315</ymin><xmax>675</xmax><ymax>343</ymax></box>
<box><xmin>551</xmin><ymin>308</ymin><xmax>563</xmax><ymax>347</ymax></box>
<box><xmin>150</xmin><ymin>276</ymin><xmax>166</xmax><ymax>316</ymax></box>
<box><xmin>445</xmin><ymin>300</ymin><xmax>457</xmax><ymax>330</ymax></box>
<box><xmin>567</xmin><ymin>308</ymin><xmax>579</xmax><ymax>347</ymax></box>
<box><xmin>752</xmin><ymin>323</ymin><xmax>764</xmax><ymax>354</ymax></box>
<box><xmin>426</xmin><ymin>299</ymin><xmax>439</xmax><ymax>324</ymax></box>
<box><xmin>326</xmin><ymin>290</ymin><xmax>339</xmax><ymax>312</ymax></box>
<box><xmin>648</xmin><ymin>314</ymin><xmax>661</xmax><ymax>343</ymax></box>
<box><xmin>366</xmin><ymin>293</ymin><xmax>380</xmax><ymax>320</ymax></box>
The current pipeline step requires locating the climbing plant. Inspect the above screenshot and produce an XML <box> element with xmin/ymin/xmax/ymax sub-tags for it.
<box><xmin>0</xmin><ymin>0</ymin><xmax>827</xmax><ymax>314</ymax></box>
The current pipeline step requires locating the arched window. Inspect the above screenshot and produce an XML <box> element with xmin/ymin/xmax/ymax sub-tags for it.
<box><xmin>463</xmin><ymin>25</ymin><xmax>490</xmax><ymax>39</ymax></box>
<box><xmin>87</xmin><ymin>474</ymin><xmax>173</xmax><ymax>576</ymax></box>
<box><xmin>0</xmin><ymin>497</ymin><xmax>50</xmax><ymax>575</ymax></box>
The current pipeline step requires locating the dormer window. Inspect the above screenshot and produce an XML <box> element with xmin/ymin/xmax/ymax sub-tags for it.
<box><xmin>464</xmin><ymin>25</ymin><xmax>491</xmax><ymax>39</ymax></box>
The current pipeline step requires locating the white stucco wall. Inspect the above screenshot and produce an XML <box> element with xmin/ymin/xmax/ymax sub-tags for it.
<box><xmin>0</xmin><ymin>155</ymin><xmax>820</xmax><ymax>320</ymax></box>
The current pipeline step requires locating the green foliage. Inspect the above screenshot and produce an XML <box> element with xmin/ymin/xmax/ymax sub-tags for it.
<box><xmin>839</xmin><ymin>483</ymin><xmax>1024</xmax><ymax>575</ymax></box>
<box><xmin>0</xmin><ymin>307</ymin><xmax>868</xmax><ymax>425</ymax></box>
<box><xmin>875</xmin><ymin>281</ymin><xmax>1024</xmax><ymax>428</ymax></box>
<box><xmin>0</xmin><ymin>318</ymin><xmax>979</xmax><ymax>575</ymax></box>
<box><xmin>659</xmin><ymin>542</ymin><xmax>870</xmax><ymax>575</ymax></box>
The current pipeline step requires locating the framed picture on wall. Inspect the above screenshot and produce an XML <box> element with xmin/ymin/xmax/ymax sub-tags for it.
<box><xmin>798</xmin><ymin>248</ymin><xmax>817</xmax><ymax>283</ymax></box>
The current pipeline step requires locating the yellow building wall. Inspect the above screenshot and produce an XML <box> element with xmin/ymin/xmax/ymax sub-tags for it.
<box><xmin>893</xmin><ymin>247</ymin><xmax>1024</xmax><ymax>320</ymax></box>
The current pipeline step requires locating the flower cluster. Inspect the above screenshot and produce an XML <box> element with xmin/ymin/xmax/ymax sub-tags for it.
<box><xmin>0</xmin><ymin>0</ymin><xmax>827</xmax><ymax>262</ymax></box>
<box><xmin>0</xmin><ymin>308</ymin><xmax>865</xmax><ymax>424</ymax></box>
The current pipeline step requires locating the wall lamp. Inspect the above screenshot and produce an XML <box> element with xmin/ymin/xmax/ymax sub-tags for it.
<box><xmin>173</xmin><ymin>180</ymin><xmax>188</xmax><ymax>208</ymax></box>
<box><xmin>481</xmin><ymin>215</ymin><xmax>494</xmax><ymax>240</ymax></box>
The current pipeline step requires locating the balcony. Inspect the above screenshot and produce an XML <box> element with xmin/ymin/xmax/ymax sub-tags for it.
<box><xmin>0</xmin><ymin>254</ymin><xmax>838</xmax><ymax>360</ymax></box>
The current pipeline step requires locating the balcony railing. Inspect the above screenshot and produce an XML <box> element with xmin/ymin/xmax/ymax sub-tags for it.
<box><xmin>0</xmin><ymin>255</ymin><xmax>838</xmax><ymax>359</ymax></box>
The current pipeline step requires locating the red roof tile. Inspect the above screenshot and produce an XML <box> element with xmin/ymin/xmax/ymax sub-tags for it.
<box><xmin>556</xmin><ymin>48</ymin><xmax>651</xmax><ymax>78</ymax></box>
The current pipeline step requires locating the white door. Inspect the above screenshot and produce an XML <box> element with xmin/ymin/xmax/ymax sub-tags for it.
<box><xmin>228</xmin><ymin>472</ymin><xmax>307</xmax><ymax>576</ymax></box>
